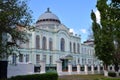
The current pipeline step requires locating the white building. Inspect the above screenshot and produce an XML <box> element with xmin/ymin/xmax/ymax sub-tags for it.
<box><xmin>8</xmin><ymin>8</ymin><xmax>100</xmax><ymax>72</ymax></box>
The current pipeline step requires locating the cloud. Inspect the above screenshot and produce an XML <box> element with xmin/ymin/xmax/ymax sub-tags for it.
<box><xmin>95</xmin><ymin>9</ymin><xmax>100</xmax><ymax>23</ymax></box>
<box><xmin>69</xmin><ymin>28</ymin><xmax>74</xmax><ymax>33</ymax></box>
<box><xmin>80</xmin><ymin>29</ymin><xmax>87</xmax><ymax>34</ymax></box>
<box><xmin>69</xmin><ymin>28</ymin><xmax>75</xmax><ymax>33</ymax></box>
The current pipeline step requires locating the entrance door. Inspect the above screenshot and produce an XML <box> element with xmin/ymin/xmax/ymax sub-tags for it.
<box><xmin>61</xmin><ymin>59</ymin><xmax>68</xmax><ymax>71</ymax></box>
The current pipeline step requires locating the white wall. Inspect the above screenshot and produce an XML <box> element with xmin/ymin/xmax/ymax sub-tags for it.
<box><xmin>7</xmin><ymin>64</ymin><xmax>34</xmax><ymax>78</ymax></box>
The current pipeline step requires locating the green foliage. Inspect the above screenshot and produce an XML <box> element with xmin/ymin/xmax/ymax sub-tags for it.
<box><xmin>0</xmin><ymin>0</ymin><xmax>33</xmax><ymax>59</ymax></box>
<box><xmin>8</xmin><ymin>72</ymin><xmax>58</xmax><ymax>80</ymax></box>
<box><xmin>91</xmin><ymin>0</ymin><xmax>120</xmax><ymax>67</ymax></box>
<box><xmin>108</xmin><ymin>72</ymin><xmax>116</xmax><ymax>77</ymax></box>
<box><xmin>103</xmin><ymin>79</ymin><xmax>120</xmax><ymax>80</ymax></box>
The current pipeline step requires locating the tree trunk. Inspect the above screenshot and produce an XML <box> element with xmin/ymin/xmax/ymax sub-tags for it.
<box><xmin>0</xmin><ymin>61</ymin><xmax>8</xmax><ymax>79</ymax></box>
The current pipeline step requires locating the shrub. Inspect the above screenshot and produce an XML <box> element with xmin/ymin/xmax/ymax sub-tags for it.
<box><xmin>8</xmin><ymin>72</ymin><xmax>58</xmax><ymax>80</ymax></box>
<box><xmin>108</xmin><ymin>72</ymin><xmax>116</xmax><ymax>77</ymax></box>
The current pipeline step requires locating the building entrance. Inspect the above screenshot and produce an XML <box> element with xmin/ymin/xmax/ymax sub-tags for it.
<box><xmin>60</xmin><ymin>59</ymin><xmax>68</xmax><ymax>71</ymax></box>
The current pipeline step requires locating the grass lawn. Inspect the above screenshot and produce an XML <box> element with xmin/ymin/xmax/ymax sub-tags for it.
<box><xmin>58</xmin><ymin>74</ymin><xmax>120</xmax><ymax>80</ymax></box>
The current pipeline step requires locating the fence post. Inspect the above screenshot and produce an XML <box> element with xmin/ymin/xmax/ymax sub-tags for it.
<box><xmin>97</xmin><ymin>65</ymin><xmax>100</xmax><ymax>74</ymax></box>
<box><xmin>68</xmin><ymin>63</ymin><xmax>72</xmax><ymax>74</ymax></box>
<box><xmin>56</xmin><ymin>60</ymin><xmax>62</xmax><ymax>73</ymax></box>
<box><xmin>40</xmin><ymin>60</ymin><xmax>46</xmax><ymax>73</ymax></box>
<box><xmin>84</xmin><ymin>64</ymin><xmax>88</xmax><ymax>74</ymax></box>
<box><xmin>91</xmin><ymin>65</ymin><xmax>94</xmax><ymax>74</ymax></box>
<box><xmin>77</xmin><ymin>64</ymin><xmax>80</xmax><ymax>73</ymax></box>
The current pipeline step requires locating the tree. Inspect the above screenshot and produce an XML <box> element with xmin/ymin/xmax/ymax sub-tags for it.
<box><xmin>110</xmin><ymin>0</ymin><xmax>120</xmax><ymax>72</ymax></box>
<box><xmin>91</xmin><ymin>0</ymin><xmax>114</xmax><ymax>76</ymax></box>
<box><xmin>0</xmin><ymin>0</ymin><xmax>33</xmax><ymax>79</ymax></box>
<box><xmin>91</xmin><ymin>0</ymin><xmax>120</xmax><ymax>76</ymax></box>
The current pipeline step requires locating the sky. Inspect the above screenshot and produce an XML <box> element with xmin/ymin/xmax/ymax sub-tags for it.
<box><xmin>28</xmin><ymin>0</ymin><xmax>99</xmax><ymax>43</ymax></box>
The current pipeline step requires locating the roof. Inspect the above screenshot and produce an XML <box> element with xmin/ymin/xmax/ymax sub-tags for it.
<box><xmin>37</xmin><ymin>8</ymin><xmax>60</xmax><ymax>23</ymax></box>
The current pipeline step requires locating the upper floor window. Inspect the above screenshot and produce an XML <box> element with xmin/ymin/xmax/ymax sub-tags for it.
<box><xmin>60</xmin><ymin>38</ymin><xmax>65</xmax><ymax>51</ymax></box>
<box><xmin>49</xmin><ymin>38</ymin><xmax>53</xmax><ymax>51</ymax></box>
<box><xmin>73</xmin><ymin>43</ymin><xmax>76</xmax><ymax>53</ymax></box>
<box><xmin>70</xmin><ymin>42</ymin><xmax>72</xmax><ymax>52</ymax></box>
<box><xmin>42</xmin><ymin>36</ymin><xmax>47</xmax><ymax>50</ymax></box>
<box><xmin>77</xmin><ymin>43</ymin><xmax>80</xmax><ymax>53</ymax></box>
<box><xmin>36</xmin><ymin>35</ymin><xmax>40</xmax><ymax>49</ymax></box>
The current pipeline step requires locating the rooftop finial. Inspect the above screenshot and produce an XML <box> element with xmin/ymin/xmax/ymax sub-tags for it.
<box><xmin>46</xmin><ymin>8</ymin><xmax>51</xmax><ymax>13</ymax></box>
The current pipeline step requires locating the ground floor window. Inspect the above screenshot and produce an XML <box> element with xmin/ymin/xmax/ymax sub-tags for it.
<box><xmin>36</xmin><ymin>54</ymin><xmax>40</xmax><ymax>64</ymax></box>
<box><xmin>12</xmin><ymin>54</ymin><xmax>17</xmax><ymax>64</ymax></box>
<box><xmin>49</xmin><ymin>55</ymin><xmax>53</xmax><ymax>64</ymax></box>
<box><xmin>43</xmin><ymin>55</ymin><xmax>46</xmax><ymax>63</ymax></box>
<box><xmin>26</xmin><ymin>54</ymin><xmax>29</xmax><ymax>62</ymax></box>
<box><xmin>19</xmin><ymin>54</ymin><xmax>23</xmax><ymax>62</ymax></box>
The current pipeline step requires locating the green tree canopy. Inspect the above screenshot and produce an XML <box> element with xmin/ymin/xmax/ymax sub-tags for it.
<box><xmin>0</xmin><ymin>0</ymin><xmax>33</xmax><ymax>59</ymax></box>
<box><xmin>91</xmin><ymin>0</ymin><xmax>120</xmax><ymax>67</ymax></box>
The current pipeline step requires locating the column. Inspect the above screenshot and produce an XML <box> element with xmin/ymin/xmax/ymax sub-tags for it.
<box><xmin>56</xmin><ymin>60</ymin><xmax>62</xmax><ymax>73</ymax></box>
<box><xmin>68</xmin><ymin>63</ymin><xmax>72</xmax><ymax>74</ymax></box>
<box><xmin>40</xmin><ymin>60</ymin><xmax>46</xmax><ymax>73</ymax></box>
<box><xmin>77</xmin><ymin>64</ymin><xmax>80</xmax><ymax>73</ymax></box>
<box><xmin>84</xmin><ymin>64</ymin><xmax>88</xmax><ymax>74</ymax></box>
<box><xmin>91</xmin><ymin>65</ymin><xmax>94</xmax><ymax>74</ymax></box>
<box><xmin>97</xmin><ymin>65</ymin><xmax>100</xmax><ymax>74</ymax></box>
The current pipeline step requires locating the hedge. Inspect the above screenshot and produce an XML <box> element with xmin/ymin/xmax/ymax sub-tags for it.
<box><xmin>8</xmin><ymin>72</ymin><xmax>58</xmax><ymax>80</ymax></box>
<box><xmin>108</xmin><ymin>72</ymin><xmax>116</xmax><ymax>77</ymax></box>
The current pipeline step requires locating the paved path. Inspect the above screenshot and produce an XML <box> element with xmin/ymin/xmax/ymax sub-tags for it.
<box><xmin>58</xmin><ymin>71</ymin><xmax>103</xmax><ymax>76</ymax></box>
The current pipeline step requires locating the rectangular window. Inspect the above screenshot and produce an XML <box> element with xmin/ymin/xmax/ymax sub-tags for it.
<box><xmin>50</xmin><ymin>55</ymin><xmax>53</xmax><ymax>64</ymax></box>
<box><xmin>43</xmin><ymin>55</ymin><xmax>46</xmax><ymax>63</ymax></box>
<box><xmin>36</xmin><ymin>54</ymin><xmax>40</xmax><ymax>64</ymax></box>
<box><xmin>12</xmin><ymin>54</ymin><xmax>16</xmax><ymax>64</ymax></box>
<box><xmin>26</xmin><ymin>54</ymin><xmax>29</xmax><ymax>62</ymax></box>
<box><xmin>19</xmin><ymin>54</ymin><xmax>23</xmax><ymax>62</ymax></box>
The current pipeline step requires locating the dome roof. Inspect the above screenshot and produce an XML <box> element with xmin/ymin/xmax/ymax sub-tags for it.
<box><xmin>36</xmin><ymin>8</ymin><xmax>61</xmax><ymax>24</ymax></box>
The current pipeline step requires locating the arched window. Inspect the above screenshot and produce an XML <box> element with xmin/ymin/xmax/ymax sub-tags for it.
<box><xmin>70</xmin><ymin>42</ymin><xmax>72</xmax><ymax>52</ymax></box>
<box><xmin>36</xmin><ymin>35</ymin><xmax>40</xmax><ymax>49</ymax></box>
<box><xmin>73</xmin><ymin>42</ymin><xmax>76</xmax><ymax>53</ymax></box>
<box><xmin>78</xmin><ymin>58</ymin><xmax>80</xmax><ymax>64</ymax></box>
<box><xmin>42</xmin><ymin>36</ymin><xmax>47</xmax><ymax>50</ymax></box>
<box><xmin>49</xmin><ymin>38</ymin><xmax>53</xmax><ymax>51</ymax></box>
<box><xmin>61</xmin><ymin>38</ymin><xmax>65</xmax><ymax>51</ymax></box>
<box><xmin>77</xmin><ymin>43</ymin><xmax>80</xmax><ymax>53</ymax></box>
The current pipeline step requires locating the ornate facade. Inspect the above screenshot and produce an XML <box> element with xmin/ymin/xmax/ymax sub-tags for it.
<box><xmin>8</xmin><ymin>8</ymin><xmax>100</xmax><ymax>71</ymax></box>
